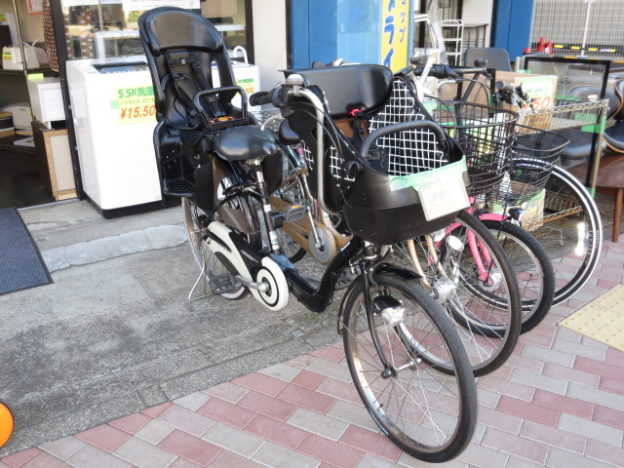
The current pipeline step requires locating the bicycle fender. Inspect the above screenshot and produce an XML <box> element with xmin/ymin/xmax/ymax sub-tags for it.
<box><xmin>337</xmin><ymin>277</ymin><xmax>361</xmax><ymax>336</ymax></box>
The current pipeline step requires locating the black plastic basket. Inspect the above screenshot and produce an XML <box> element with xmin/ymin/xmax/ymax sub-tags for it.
<box><xmin>496</xmin><ymin>126</ymin><xmax>569</xmax><ymax>206</ymax></box>
<box><xmin>429</xmin><ymin>101</ymin><xmax>518</xmax><ymax>196</ymax></box>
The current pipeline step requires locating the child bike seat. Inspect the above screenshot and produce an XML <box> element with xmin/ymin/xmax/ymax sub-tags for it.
<box><xmin>285</xmin><ymin>64</ymin><xmax>394</xmax><ymax>118</ymax></box>
<box><xmin>215</xmin><ymin>126</ymin><xmax>278</xmax><ymax>161</ymax></box>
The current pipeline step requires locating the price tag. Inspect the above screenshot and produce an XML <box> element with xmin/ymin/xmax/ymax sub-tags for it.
<box><xmin>112</xmin><ymin>85</ymin><xmax>157</xmax><ymax>125</ymax></box>
<box><xmin>389</xmin><ymin>158</ymin><xmax>470</xmax><ymax>221</ymax></box>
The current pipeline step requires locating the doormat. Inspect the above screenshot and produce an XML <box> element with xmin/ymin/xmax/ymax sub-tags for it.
<box><xmin>0</xmin><ymin>208</ymin><xmax>52</xmax><ymax>296</ymax></box>
<box><xmin>559</xmin><ymin>284</ymin><xmax>624</xmax><ymax>352</ymax></box>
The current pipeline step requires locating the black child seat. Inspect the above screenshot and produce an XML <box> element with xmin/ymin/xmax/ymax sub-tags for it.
<box><xmin>139</xmin><ymin>7</ymin><xmax>281</xmax><ymax>201</ymax></box>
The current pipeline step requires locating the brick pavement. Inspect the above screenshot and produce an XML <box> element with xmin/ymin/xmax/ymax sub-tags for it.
<box><xmin>1</xmin><ymin>241</ymin><xmax>624</xmax><ymax>468</ymax></box>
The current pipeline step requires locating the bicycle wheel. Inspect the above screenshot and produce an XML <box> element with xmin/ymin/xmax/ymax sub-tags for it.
<box><xmin>392</xmin><ymin>211</ymin><xmax>522</xmax><ymax>376</ymax></box>
<box><xmin>518</xmin><ymin>163</ymin><xmax>602</xmax><ymax>304</ymax></box>
<box><xmin>341</xmin><ymin>272</ymin><xmax>477</xmax><ymax>462</ymax></box>
<box><xmin>481</xmin><ymin>220</ymin><xmax>555</xmax><ymax>333</ymax></box>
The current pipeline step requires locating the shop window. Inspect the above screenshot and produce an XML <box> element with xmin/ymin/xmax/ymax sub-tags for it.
<box><xmin>201</xmin><ymin>0</ymin><xmax>251</xmax><ymax>59</ymax></box>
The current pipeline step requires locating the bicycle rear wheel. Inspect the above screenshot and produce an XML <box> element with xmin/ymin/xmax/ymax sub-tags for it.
<box><xmin>341</xmin><ymin>272</ymin><xmax>477</xmax><ymax>462</ymax></box>
<box><xmin>518</xmin><ymin>164</ymin><xmax>602</xmax><ymax>304</ymax></box>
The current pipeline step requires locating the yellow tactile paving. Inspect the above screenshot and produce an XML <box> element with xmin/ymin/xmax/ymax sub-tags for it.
<box><xmin>559</xmin><ymin>284</ymin><xmax>624</xmax><ymax>352</ymax></box>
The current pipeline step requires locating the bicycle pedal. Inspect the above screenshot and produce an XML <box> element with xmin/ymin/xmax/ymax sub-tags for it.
<box><xmin>209</xmin><ymin>273</ymin><xmax>238</xmax><ymax>295</ymax></box>
<box><xmin>284</xmin><ymin>203</ymin><xmax>307</xmax><ymax>223</ymax></box>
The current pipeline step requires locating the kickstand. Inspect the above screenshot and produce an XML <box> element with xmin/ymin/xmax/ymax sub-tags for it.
<box><xmin>187</xmin><ymin>250</ymin><xmax>211</xmax><ymax>311</ymax></box>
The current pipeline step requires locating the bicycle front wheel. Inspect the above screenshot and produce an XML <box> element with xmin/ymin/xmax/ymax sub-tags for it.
<box><xmin>341</xmin><ymin>272</ymin><xmax>477</xmax><ymax>462</ymax></box>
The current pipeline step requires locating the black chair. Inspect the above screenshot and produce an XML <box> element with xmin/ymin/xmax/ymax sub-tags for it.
<box><xmin>605</xmin><ymin>78</ymin><xmax>624</xmax><ymax>154</ymax></box>
<box><xmin>463</xmin><ymin>47</ymin><xmax>512</xmax><ymax>71</ymax></box>
<box><xmin>139</xmin><ymin>6</ymin><xmax>249</xmax><ymax>197</ymax></box>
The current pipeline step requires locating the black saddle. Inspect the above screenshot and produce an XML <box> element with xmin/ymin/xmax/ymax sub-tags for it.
<box><xmin>215</xmin><ymin>126</ymin><xmax>278</xmax><ymax>161</ymax></box>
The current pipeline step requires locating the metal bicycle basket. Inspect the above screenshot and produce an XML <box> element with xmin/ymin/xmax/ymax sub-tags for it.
<box><xmin>428</xmin><ymin>100</ymin><xmax>518</xmax><ymax>196</ymax></box>
<box><xmin>496</xmin><ymin>125</ymin><xmax>570</xmax><ymax>206</ymax></box>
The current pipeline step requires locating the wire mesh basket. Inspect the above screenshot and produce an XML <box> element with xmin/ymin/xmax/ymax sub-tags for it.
<box><xmin>428</xmin><ymin>101</ymin><xmax>518</xmax><ymax>196</ymax></box>
<box><xmin>496</xmin><ymin>125</ymin><xmax>570</xmax><ymax>206</ymax></box>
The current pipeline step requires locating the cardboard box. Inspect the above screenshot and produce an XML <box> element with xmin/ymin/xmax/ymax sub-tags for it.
<box><xmin>202</xmin><ymin>0</ymin><xmax>237</xmax><ymax>18</ymax></box>
<box><xmin>438</xmin><ymin>72</ymin><xmax>491</xmax><ymax>106</ymax></box>
<box><xmin>496</xmin><ymin>71</ymin><xmax>558</xmax><ymax>128</ymax></box>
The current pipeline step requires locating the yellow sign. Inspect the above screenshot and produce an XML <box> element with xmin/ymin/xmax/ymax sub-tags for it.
<box><xmin>113</xmin><ymin>85</ymin><xmax>156</xmax><ymax>125</ymax></box>
<box><xmin>381</xmin><ymin>0</ymin><xmax>410</xmax><ymax>72</ymax></box>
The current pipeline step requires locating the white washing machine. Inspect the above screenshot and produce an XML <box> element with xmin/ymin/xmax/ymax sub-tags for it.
<box><xmin>66</xmin><ymin>55</ymin><xmax>261</xmax><ymax>216</ymax></box>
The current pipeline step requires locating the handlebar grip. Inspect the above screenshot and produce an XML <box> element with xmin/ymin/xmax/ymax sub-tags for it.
<box><xmin>249</xmin><ymin>91</ymin><xmax>272</xmax><ymax>106</ymax></box>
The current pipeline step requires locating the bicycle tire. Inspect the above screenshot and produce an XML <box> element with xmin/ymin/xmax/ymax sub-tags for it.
<box><xmin>512</xmin><ymin>162</ymin><xmax>602</xmax><ymax>304</ymax></box>
<box><xmin>341</xmin><ymin>272</ymin><xmax>477</xmax><ymax>462</ymax></box>
<box><xmin>481</xmin><ymin>220</ymin><xmax>555</xmax><ymax>334</ymax></box>
<box><xmin>392</xmin><ymin>211</ymin><xmax>522</xmax><ymax>376</ymax></box>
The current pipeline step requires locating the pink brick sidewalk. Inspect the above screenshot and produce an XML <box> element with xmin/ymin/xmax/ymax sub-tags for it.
<box><xmin>2</xmin><ymin>241</ymin><xmax>624</xmax><ymax>468</ymax></box>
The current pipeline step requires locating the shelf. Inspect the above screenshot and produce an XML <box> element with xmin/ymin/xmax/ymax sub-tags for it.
<box><xmin>0</xmin><ymin>135</ymin><xmax>36</xmax><ymax>154</ymax></box>
<box><xmin>0</xmin><ymin>67</ymin><xmax>51</xmax><ymax>76</ymax></box>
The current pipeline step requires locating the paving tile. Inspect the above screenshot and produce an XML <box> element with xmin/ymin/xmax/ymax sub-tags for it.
<box><xmin>584</xmin><ymin>438</ymin><xmax>624</xmax><ymax>466</ymax></box>
<box><xmin>397</xmin><ymin>452</ymin><xmax>467</xmax><ymax>467</ymax></box>
<box><xmin>476</xmin><ymin>388</ymin><xmax>501</xmax><ymax>409</ymax></box>
<box><xmin>581</xmin><ymin>336</ymin><xmax>609</xmax><ymax>350</ymax></box>
<box><xmin>497</xmin><ymin>395</ymin><xmax>559</xmax><ymax>427</ymax></box>
<box><xmin>258</xmin><ymin>363</ymin><xmax>301</xmax><ymax>382</ymax></box>
<box><xmin>108</xmin><ymin>413</ymin><xmax>152</xmax><ymax>435</ymax></box>
<box><xmin>197</xmin><ymin>397</ymin><xmax>256</xmax><ymax>429</ymax></box>
<box><xmin>510</xmin><ymin>369</ymin><xmax>568</xmax><ymax>395</ymax></box>
<box><xmin>292</xmin><ymin>370</ymin><xmax>326</xmax><ymax>390</ymax></box>
<box><xmin>552</xmin><ymin>339</ymin><xmax>607</xmax><ymax>361</ymax></box>
<box><xmin>326</xmin><ymin>400</ymin><xmax>379</xmax><ymax>432</ymax></box>
<box><xmin>287</xmin><ymin>407</ymin><xmax>349</xmax><ymax>441</ymax></box>
<box><xmin>593</xmin><ymin>405</ymin><xmax>624</xmax><ymax>430</ymax></box>
<box><xmin>305</xmin><ymin>356</ymin><xmax>352</xmax><ymax>382</ymax></box>
<box><xmin>557</xmin><ymin>413</ymin><xmax>623</xmax><ymax>447</ymax></box>
<box><xmin>554</xmin><ymin>326</ymin><xmax>582</xmax><ymax>344</ymax></box>
<box><xmin>40</xmin><ymin>437</ymin><xmax>85</xmax><ymax>461</ymax></box>
<box><xmin>455</xmin><ymin>442</ymin><xmax>508</xmax><ymax>468</ymax></box>
<box><xmin>208</xmin><ymin>449</ymin><xmax>264</xmax><ymax>468</ymax></box>
<box><xmin>315</xmin><ymin>376</ymin><xmax>362</xmax><ymax>404</ymax></box>
<box><xmin>310</xmin><ymin>345</ymin><xmax>345</xmax><ymax>363</ymax></box>
<box><xmin>167</xmin><ymin>459</ymin><xmax>201</xmax><ymax>468</ymax></box>
<box><xmin>600</xmin><ymin>376</ymin><xmax>624</xmax><ymax>395</ymax></box>
<box><xmin>477</xmin><ymin>405</ymin><xmax>523</xmax><ymax>435</ymax></box>
<box><xmin>203</xmin><ymin>382</ymin><xmax>249</xmax><ymax>404</ymax></box>
<box><xmin>157</xmin><ymin>404</ymin><xmax>215</xmax><ymax>437</ymax></box>
<box><xmin>575</xmin><ymin>357</ymin><xmax>622</xmax><ymax>380</ymax></box>
<box><xmin>606</xmin><ymin>348</ymin><xmax>624</xmax><ymax>368</ymax></box>
<box><xmin>245</xmin><ymin>414</ymin><xmax>309</xmax><ymax>449</ymax></box>
<box><xmin>114</xmin><ymin>437</ymin><xmax>177</xmax><ymax>468</ymax></box>
<box><xmin>173</xmin><ymin>392</ymin><xmax>211</xmax><ymax>411</ymax></box>
<box><xmin>521</xmin><ymin>344</ymin><xmax>575</xmax><ymax>368</ymax></box>
<box><xmin>20</xmin><ymin>452</ymin><xmax>69</xmax><ymax>468</ymax></box>
<box><xmin>541</xmin><ymin>362</ymin><xmax>600</xmax><ymax>387</ymax></box>
<box><xmin>482</xmin><ymin>428</ymin><xmax>549</xmax><ymax>464</ymax></box>
<box><xmin>2</xmin><ymin>448</ymin><xmax>40</xmax><ymax>467</ymax></box>
<box><xmin>504</xmin><ymin>354</ymin><xmax>545</xmax><ymax>374</ymax></box>
<box><xmin>339</xmin><ymin>425</ymin><xmax>401</xmax><ymax>462</ymax></box>
<box><xmin>567</xmin><ymin>382</ymin><xmax>624</xmax><ymax>412</ymax></box>
<box><xmin>476</xmin><ymin>375</ymin><xmax>535</xmax><ymax>402</ymax></box>
<box><xmin>519</xmin><ymin>331</ymin><xmax>554</xmax><ymax>348</ymax></box>
<box><xmin>66</xmin><ymin>444</ymin><xmax>131</xmax><ymax>468</ymax></box>
<box><xmin>285</xmin><ymin>354</ymin><xmax>314</xmax><ymax>369</ymax></box>
<box><xmin>298</xmin><ymin>434</ymin><xmax>364</xmax><ymax>468</ymax></box>
<box><xmin>202</xmin><ymin>421</ymin><xmax>264</xmax><ymax>457</ymax></box>
<box><xmin>237</xmin><ymin>389</ymin><xmax>297</xmax><ymax>422</ymax></box>
<box><xmin>158</xmin><ymin>429</ymin><xmax>221</xmax><ymax>466</ymax></box>
<box><xmin>75</xmin><ymin>424</ymin><xmax>131</xmax><ymax>453</ymax></box>
<box><xmin>519</xmin><ymin>420</ymin><xmax>585</xmax><ymax>453</ymax></box>
<box><xmin>252</xmin><ymin>441</ymin><xmax>319</xmax><ymax>468</ymax></box>
<box><xmin>505</xmin><ymin>456</ymin><xmax>546</xmax><ymax>468</ymax></box>
<box><xmin>277</xmin><ymin>383</ymin><xmax>336</xmax><ymax>414</ymax></box>
<box><xmin>140</xmin><ymin>402</ymin><xmax>172</xmax><ymax>419</ymax></box>
<box><xmin>135</xmin><ymin>419</ymin><xmax>175</xmax><ymax>445</ymax></box>
<box><xmin>546</xmin><ymin>447</ymin><xmax>613</xmax><ymax>468</ymax></box>
<box><xmin>532</xmin><ymin>389</ymin><xmax>594</xmax><ymax>419</ymax></box>
<box><xmin>232</xmin><ymin>373</ymin><xmax>289</xmax><ymax>397</ymax></box>
<box><xmin>358</xmin><ymin>453</ymin><xmax>401</xmax><ymax>468</ymax></box>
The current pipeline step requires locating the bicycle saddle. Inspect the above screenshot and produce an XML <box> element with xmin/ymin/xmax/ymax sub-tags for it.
<box><xmin>215</xmin><ymin>126</ymin><xmax>278</xmax><ymax>161</ymax></box>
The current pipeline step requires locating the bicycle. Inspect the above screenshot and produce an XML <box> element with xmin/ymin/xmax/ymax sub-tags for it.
<box><xmin>140</xmin><ymin>7</ymin><xmax>477</xmax><ymax>461</ymax></box>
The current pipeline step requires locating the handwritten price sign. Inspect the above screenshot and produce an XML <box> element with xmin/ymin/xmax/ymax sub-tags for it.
<box><xmin>112</xmin><ymin>85</ymin><xmax>157</xmax><ymax>125</ymax></box>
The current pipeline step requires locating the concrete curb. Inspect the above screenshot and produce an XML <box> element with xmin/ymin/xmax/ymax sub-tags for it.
<box><xmin>42</xmin><ymin>225</ymin><xmax>188</xmax><ymax>272</ymax></box>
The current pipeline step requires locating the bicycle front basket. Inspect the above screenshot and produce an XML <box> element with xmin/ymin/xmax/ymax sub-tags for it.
<box><xmin>430</xmin><ymin>101</ymin><xmax>518</xmax><ymax>196</ymax></box>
